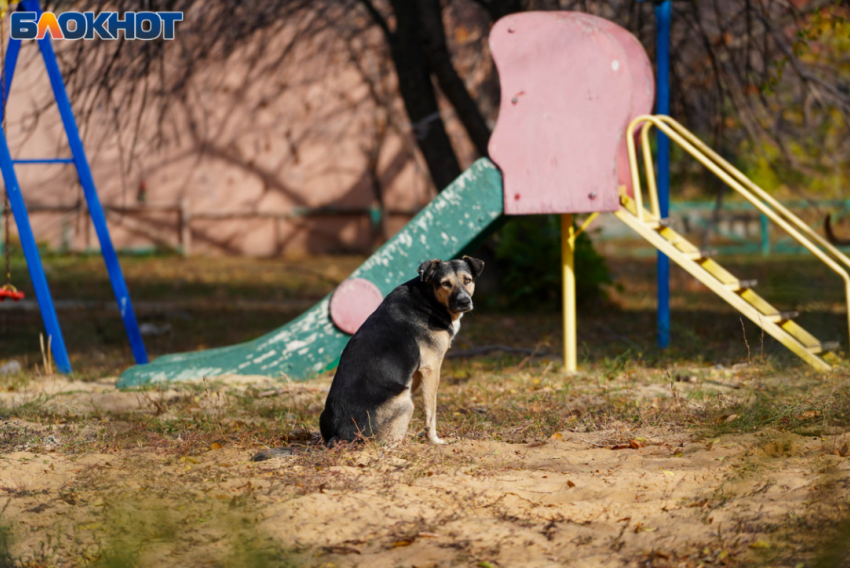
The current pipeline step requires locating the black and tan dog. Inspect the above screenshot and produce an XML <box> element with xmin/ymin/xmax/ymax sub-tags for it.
<box><xmin>320</xmin><ymin>256</ymin><xmax>484</xmax><ymax>446</ymax></box>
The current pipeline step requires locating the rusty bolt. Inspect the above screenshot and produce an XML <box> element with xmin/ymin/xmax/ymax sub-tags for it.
<box><xmin>588</xmin><ymin>192</ymin><xmax>598</xmax><ymax>200</ymax></box>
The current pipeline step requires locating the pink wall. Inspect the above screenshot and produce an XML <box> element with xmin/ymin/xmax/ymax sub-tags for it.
<box><xmin>5</xmin><ymin>29</ymin><xmax>478</xmax><ymax>256</ymax></box>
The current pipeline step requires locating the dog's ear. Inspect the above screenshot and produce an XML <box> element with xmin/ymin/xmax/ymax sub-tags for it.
<box><xmin>462</xmin><ymin>256</ymin><xmax>485</xmax><ymax>279</ymax></box>
<box><xmin>418</xmin><ymin>259</ymin><xmax>440</xmax><ymax>282</ymax></box>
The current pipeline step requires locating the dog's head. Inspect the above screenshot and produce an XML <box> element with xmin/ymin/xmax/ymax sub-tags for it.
<box><xmin>417</xmin><ymin>256</ymin><xmax>485</xmax><ymax>315</ymax></box>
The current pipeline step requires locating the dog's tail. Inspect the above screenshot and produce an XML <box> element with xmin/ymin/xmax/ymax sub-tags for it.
<box><xmin>825</xmin><ymin>213</ymin><xmax>850</xmax><ymax>247</ymax></box>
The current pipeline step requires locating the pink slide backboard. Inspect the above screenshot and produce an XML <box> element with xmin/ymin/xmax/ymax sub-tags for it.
<box><xmin>489</xmin><ymin>12</ymin><xmax>654</xmax><ymax>214</ymax></box>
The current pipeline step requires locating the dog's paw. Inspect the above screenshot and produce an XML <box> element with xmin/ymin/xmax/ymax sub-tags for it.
<box><xmin>428</xmin><ymin>436</ymin><xmax>446</xmax><ymax>445</ymax></box>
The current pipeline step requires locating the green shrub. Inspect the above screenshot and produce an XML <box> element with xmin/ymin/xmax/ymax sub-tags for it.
<box><xmin>489</xmin><ymin>215</ymin><xmax>613</xmax><ymax>310</ymax></box>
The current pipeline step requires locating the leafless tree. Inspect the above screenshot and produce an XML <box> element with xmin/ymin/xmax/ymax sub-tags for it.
<box><xmin>37</xmin><ymin>0</ymin><xmax>850</xmax><ymax>205</ymax></box>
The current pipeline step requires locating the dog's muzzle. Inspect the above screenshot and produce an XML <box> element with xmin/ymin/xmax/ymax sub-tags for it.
<box><xmin>453</xmin><ymin>298</ymin><xmax>473</xmax><ymax>313</ymax></box>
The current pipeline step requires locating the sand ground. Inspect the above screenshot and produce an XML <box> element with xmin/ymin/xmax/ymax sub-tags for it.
<box><xmin>1</xmin><ymin>368</ymin><xmax>848</xmax><ymax>568</ymax></box>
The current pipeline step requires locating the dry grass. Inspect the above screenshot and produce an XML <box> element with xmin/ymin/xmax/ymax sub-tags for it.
<box><xmin>1</xmin><ymin>253</ymin><xmax>850</xmax><ymax>566</ymax></box>
<box><xmin>0</xmin><ymin>356</ymin><xmax>849</xmax><ymax>567</ymax></box>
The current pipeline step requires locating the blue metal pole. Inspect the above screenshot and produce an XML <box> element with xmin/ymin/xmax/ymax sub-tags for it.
<box><xmin>0</xmin><ymin>125</ymin><xmax>72</xmax><ymax>372</ymax></box>
<box><xmin>0</xmin><ymin>11</ymin><xmax>72</xmax><ymax>370</ymax></box>
<box><xmin>655</xmin><ymin>0</ymin><xmax>672</xmax><ymax>349</ymax></box>
<box><xmin>12</xmin><ymin>158</ymin><xmax>74</xmax><ymax>164</ymax></box>
<box><xmin>23</xmin><ymin>0</ymin><xmax>148</xmax><ymax>364</ymax></box>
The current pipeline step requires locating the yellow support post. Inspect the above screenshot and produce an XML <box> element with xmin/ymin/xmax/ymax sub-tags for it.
<box><xmin>562</xmin><ymin>213</ymin><xmax>577</xmax><ymax>372</ymax></box>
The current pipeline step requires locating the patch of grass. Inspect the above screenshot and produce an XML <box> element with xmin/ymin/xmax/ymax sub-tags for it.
<box><xmin>27</xmin><ymin>492</ymin><xmax>305</xmax><ymax>568</ymax></box>
<box><xmin>3</xmin><ymin>253</ymin><xmax>850</xmax><ymax>566</ymax></box>
<box><xmin>813</xmin><ymin>516</ymin><xmax>850</xmax><ymax>568</ymax></box>
<box><xmin>701</xmin><ymin>379</ymin><xmax>850</xmax><ymax>438</ymax></box>
<box><xmin>0</xmin><ymin>397</ymin><xmax>52</xmax><ymax>423</ymax></box>
<box><xmin>0</xmin><ymin>523</ymin><xmax>13</xmax><ymax>568</ymax></box>
<box><xmin>0</xmin><ymin>369</ymin><xmax>29</xmax><ymax>394</ymax></box>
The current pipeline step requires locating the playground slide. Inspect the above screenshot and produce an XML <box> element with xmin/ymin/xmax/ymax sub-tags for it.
<box><xmin>117</xmin><ymin>159</ymin><xmax>505</xmax><ymax>388</ymax></box>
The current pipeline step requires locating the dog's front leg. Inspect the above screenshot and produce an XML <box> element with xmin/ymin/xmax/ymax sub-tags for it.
<box><xmin>419</xmin><ymin>365</ymin><xmax>444</xmax><ymax>444</ymax></box>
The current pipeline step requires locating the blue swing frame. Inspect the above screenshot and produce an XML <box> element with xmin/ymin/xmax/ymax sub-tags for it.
<box><xmin>0</xmin><ymin>0</ymin><xmax>147</xmax><ymax>372</ymax></box>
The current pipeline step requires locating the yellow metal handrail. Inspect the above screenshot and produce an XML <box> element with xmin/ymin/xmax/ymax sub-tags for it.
<box><xmin>625</xmin><ymin>114</ymin><xmax>850</xmax><ymax>347</ymax></box>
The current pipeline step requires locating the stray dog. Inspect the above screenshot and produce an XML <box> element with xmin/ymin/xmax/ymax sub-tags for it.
<box><xmin>320</xmin><ymin>256</ymin><xmax>484</xmax><ymax>446</ymax></box>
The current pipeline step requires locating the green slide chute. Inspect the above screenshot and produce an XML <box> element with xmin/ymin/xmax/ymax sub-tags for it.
<box><xmin>117</xmin><ymin>159</ymin><xmax>504</xmax><ymax>388</ymax></box>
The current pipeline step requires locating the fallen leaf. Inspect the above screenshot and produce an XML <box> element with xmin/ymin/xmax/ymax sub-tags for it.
<box><xmin>566</xmin><ymin>480</ymin><xmax>576</xmax><ymax>488</ymax></box>
<box><xmin>391</xmin><ymin>540</ymin><xmax>414</xmax><ymax>548</ymax></box>
<box><xmin>750</xmin><ymin>539</ymin><xmax>771</xmax><ymax>549</ymax></box>
<box><xmin>549</xmin><ymin>432</ymin><xmax>563</xmax><ymax>441</ymax></box>
<box><xmin>617</xmin><ymin>517</ymin><xmax>631</xmax><ymax>522</ymax></box>
<box><xmin>839</xmin><ymin>443</ymin><xmax>849</xmax><ymax>458</ymax></box>
<box><xmin>629</xmin><ymin>439</ymin><xmax>642</xmax><ymax>449</ymax></box>
<box><xmin>478</xmin><ymin>563</ymin><xmax>496</xmax><ymax>568</ymax></box>
<box><xmin>181</xmin><ymin>457</ymin><xmax>200</xmax><ymax>464</ymax></box>
<box><xmin>724</xmin><ymin>414</ymin><xmax>738</xmax><ymax>423</ymax></box>
<box><xmin>209</xmin><ymin>442</ymin><xmax>223</xmax><ymax>451</ymax></box>
<box><xmin>418</xmin><ymin>532</ymin><xmax>441</xmax><ymax>538</ymax></box>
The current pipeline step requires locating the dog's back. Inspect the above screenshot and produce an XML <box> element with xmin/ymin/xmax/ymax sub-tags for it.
<box><xmin>320</xmin><ymin>279</ymin><xmax>438</xmax><ymax>444</ymax></box>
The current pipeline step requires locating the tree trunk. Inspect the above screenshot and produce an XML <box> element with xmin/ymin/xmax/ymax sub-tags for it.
<box><xmin>470</xmin><ymin>0</ymin><xmax>524</xmax><ymax>22</ymax></box>
<box><xmin>385</xmin><ymin>0</ymin><xmax>462</xmax><ymax>192</ymax></box>
<box><xmin>416</xmin><ymin>0</ymin><xmax>491</xmax><ymax>158</ymax></box>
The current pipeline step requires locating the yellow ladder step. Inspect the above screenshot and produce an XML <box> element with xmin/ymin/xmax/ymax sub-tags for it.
<box><xmin>806</xmin><ymin>341</ymin><xmax>840</xmax><ymax>354</ymax></box>
<box><xmin>645</xmin><ymin>218</ymin><xmax>673</xmax><ymax>230</ymax></box>
<box><xmin>683</xmin><ymin>249</ymin><xmax>717</xmax><ymax>261</ymax></box>
<box><xmin>614</xmin><ymin>205</ymin><xmax>832</xmax><ymax>371</ymax></box>
<box><xmin>725</xmin><ymin>279</ymin><xmax>757</xmax><ymax>292</ymax></box>
<box><xmin>763</xmin><ymin>310</ymin><xmax>799</xmax><ymax>323</ymax></box>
